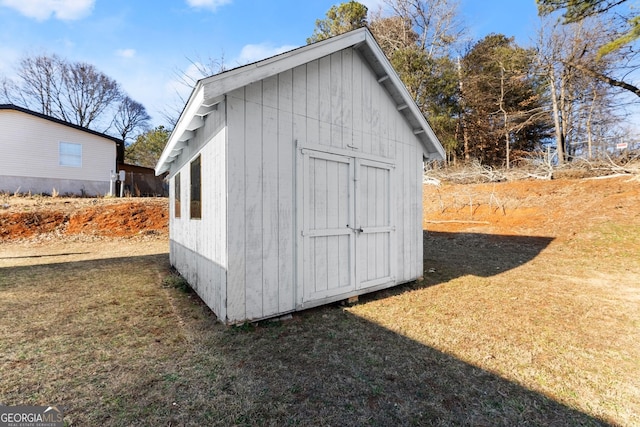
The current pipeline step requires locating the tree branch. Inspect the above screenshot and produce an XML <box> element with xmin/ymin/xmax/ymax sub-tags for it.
<box><xmin>567</xmin><ymin>60</ymin><xmax>640</xmax><ymax>97</ymax></box>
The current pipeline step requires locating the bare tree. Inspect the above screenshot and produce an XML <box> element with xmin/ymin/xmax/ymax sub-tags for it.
<box><xmin>1</xmin><ymin>53</ymin><xmax>143</xmax><ymax>134</ymax></box>
<box><xmin>534</xmin><ymin>15</ymin><xmax>626</xmax><ymax>163</ymax></box>
<box><xmin>382</xmin><ymin>0</ymin><xmax>466</xmax><ymax>58</ymax></box>
<box><xmin>112</xmin><ymin>96</ymin><xmax>151</xmax><ymax>144</ymax></box>
<box><xmin>2</xmin><ymin>54</ymin><xmax>66</xmax><ymax>116</ymax></box>
<box><xmin>60</xmin><ymin>61</ymin><xmax>122</xmax><ymax>128</ymax></box>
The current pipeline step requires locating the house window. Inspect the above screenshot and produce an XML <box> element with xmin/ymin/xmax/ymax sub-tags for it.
<box><xmin>59</xmin><ymin>142</ymin><xmax>82</xmax><ymax>167</ymax></box>
<box><xmin>190</xmin><ymin>155</ymin><xmax>201</xmax><ymax>219</ymax></box>
<box><xmin>174</xmin><ymin>173</ymin><xmax>181</xmax><ymax>218</ymax></box>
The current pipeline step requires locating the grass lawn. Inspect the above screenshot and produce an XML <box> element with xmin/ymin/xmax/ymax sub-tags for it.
<box><xmin>1</xmin><ymin>230</ymin><xmax>638</xmax><ymax>426</ymax></box>
<box><xmin>1</xmin><ymin>177</ymin><xmax>639</xmax><ymax>425</ymax></box>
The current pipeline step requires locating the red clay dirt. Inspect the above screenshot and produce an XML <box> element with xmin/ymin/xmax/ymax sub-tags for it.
<box><xmin>0</xmin><ymin>198</ymin><xmax>168</xmax><ymax>241</ymax></box>
<box><xmin>423</xmin><ymin>174</ymin><xmax>640</xmax><ymax>239</ymax></box>
<box><xmin>1</xmin><ymin>175</ymin><xmax>639</xmax><ymax>242</ymax></box>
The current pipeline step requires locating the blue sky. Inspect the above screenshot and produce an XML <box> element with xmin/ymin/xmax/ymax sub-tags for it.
<box><xmin>0</xmin><ymin>0</ymin><xmax>541</xmax><ymax>129</ymax></box>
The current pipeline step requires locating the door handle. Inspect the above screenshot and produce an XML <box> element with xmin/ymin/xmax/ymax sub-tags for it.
<box><xmin>346</xmin><ymin>225</ymin><xmax>364</xmax><ymax>233</ymax></box>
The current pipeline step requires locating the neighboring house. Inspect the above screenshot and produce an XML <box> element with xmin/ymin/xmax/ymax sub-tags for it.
<box><xmin>156</xmin><ymin>27</ymin><xmax>445</xmax><ymax>324</ymax></box>
<box><xmin>0</xmin><ymin>104</ymin><xmax>122</xmax><ymax>196</ymax></box>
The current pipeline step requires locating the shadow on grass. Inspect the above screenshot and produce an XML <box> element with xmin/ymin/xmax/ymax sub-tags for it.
<box><xmin>203</xmin><ymin>232</ymin><xmax>610</xmax><ymax>426</ymax></box>
<box><xmin>212</xmin><ymin>304</ymin><xmax>609</xmax><ymax>426</ymax></box>
<box><xmin>0</xmin><ymin>233</ymin><xmax>612</xmax><ymax>426</ymax></box>
<box><xmin>423</xmin><ymin>230</ymin><xmax>555</xmax><ymax>278</ymax></box>
<box><xmin>0</xmin><ymin>252</ymin><xmax>91</xmax><ymax>260</ymax></box>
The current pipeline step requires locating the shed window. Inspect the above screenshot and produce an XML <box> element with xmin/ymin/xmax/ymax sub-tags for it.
<box><xmin>190</xmin><ymin>155</ymin><xmax>201</xmax><ymax>219</ymax></box>
<box><xmin>174</xmin><ymin>173</ymin><xmax>181</xmax><ymax>218</ymax></box>
<box><xmin>59</xmin><ymin>142</ymin><xmax>82</xmax><ymax>167</ymax></box>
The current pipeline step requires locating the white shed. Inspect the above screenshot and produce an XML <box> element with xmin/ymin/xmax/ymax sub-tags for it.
<box><xmin>155</xmin><ymin>28</ymin><xmax>445</xmax><ymax>324</ymax></box>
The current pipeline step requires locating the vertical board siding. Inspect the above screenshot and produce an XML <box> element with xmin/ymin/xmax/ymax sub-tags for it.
<box><xmin>341</xmin><ymin>48</ymin><xmax>354</xmax><ymax>148</ymax></box>
<box><xmin>187</xmin><ymin>45</ymin><xmax>427</xmax><ymax>323</ymax></box>
<box><xmin>262</xmin><ymin>75</ymin><xmax>280</xmax><ymax>317</ymax></box>
<box><xmin>416</xmin><ymin>153</ymin><xmax>425</xmax><ymax>278</ymax></box>
<box><xmin>305</xmin><ymin>60</ymin><xmax>320</xmax><ymax>146</ymax></box>
<box><xmin>297</xmin><ymin>48</ymin><xmax>403</xmax><ymax>160</ymax></box>
<box><xmin>227</xmin><ymin>71</ymin><xmax>304</xmax><ymax>322</ymax></box>
<box><xmin>244</xmin><ymin>81</ymin><xmax>264</xmax><ymax>320</ymax></box>
<box><xmin>319</xmin><ymin>56</ymin><xmax>332</xmax><ymax>147</ymax></box>
<box><xmin>351</xmin><ymin>53</ymin><xmax>363</xmax><ymax>151</ymax></box>
<box><xmin>226</xmin><ymin>89</ymin><xmax>247</xmax><ymax>322</ymax></box>
<box><xmin>278</xmin><ymin>69</ymin><xmax>295</xmax><ymax>313</ymax></box>
<box><xmin>170</xmin><ymin>102</ymin><xmax>227</xmax><ymax>318</ymax></box>
<box><xmin>330</xmin><ymin>51</ymin><xmax>343</xmax><ymax>148</ymax></box>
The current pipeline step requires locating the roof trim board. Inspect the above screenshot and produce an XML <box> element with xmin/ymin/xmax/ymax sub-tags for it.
<box><xmin>0</xmin><ymin>104</ymin><xmax>123</xmax><ymax>146</ymax></box>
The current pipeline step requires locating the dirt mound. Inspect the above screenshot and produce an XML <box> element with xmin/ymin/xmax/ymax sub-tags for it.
<box><xmin>0</xmin><ymin>198</ymin><xmax>168</xmax><ymax>241</ymax></box>
<box><xmin>66</xmin><ymin>202</ymin><xmax>167</xmax><ymax>237</ymax></box>
<box><xmin>423</xmin><ymin>174</ymin><xmax>640</xmax><ymax>237</ymax></box>
<box><xmin>2</xmin><ymin>175</ymin><xmax>639</xmax><ymax>242</ymax></box>
<box><xmin>0</xmin><ymin>211</ymin><xmax>68</xmax><ymax>240</ymax></box>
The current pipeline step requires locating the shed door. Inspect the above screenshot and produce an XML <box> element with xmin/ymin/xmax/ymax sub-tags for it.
<box><xmin>356</xmin><ymin>159</ymin><xmax>395</xmax><ymax>289</ymax></box>
<box><xmin>301</xmin><ymin>150</ymin><xmax>356</xmax><ymax>302</ymax></box>
<box><xmin>300</xmin><ymin>149</ymin><xmax>395</xmax><ymax>304</ymax></box>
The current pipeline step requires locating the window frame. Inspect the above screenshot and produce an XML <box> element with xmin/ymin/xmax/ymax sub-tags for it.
<box><xmin>174</xmin><ymin>172</ymin><xmax>181</xmax><ymax>219</ymax></box>
<box><xmin>190</xmin><ymin>155</ymin><xmax>201</xmax><ymax>220</ymax></box>
<box><xmin>59</xmin><ymin>142</ymin><xmax>82</xmax><ymax>167</ymax></box>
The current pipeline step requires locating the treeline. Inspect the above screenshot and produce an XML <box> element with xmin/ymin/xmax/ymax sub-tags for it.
<box><xmin>309</xmin><ymin>0</ymin><xmax>640</xmax><ymax>167</ymax></box>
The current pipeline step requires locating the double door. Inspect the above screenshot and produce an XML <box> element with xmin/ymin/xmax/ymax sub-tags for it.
<box><xmin>299</xmin><ymin>149</ymin><xmax>395</xmax><ymax>304</ymax></box>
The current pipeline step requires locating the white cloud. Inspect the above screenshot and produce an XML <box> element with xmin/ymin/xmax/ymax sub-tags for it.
<box><xmin>185</xmin><ymin>0</ymin><xmax>232</xmax><ymax>12</ymax></box>
<box><xmin>235</xmin><ymin>43</ymin><xmax>298</xmax><ymax>65</ymax></box>
<box><xmin>0</xmin><ymin>0</ymin><xmax>94</xmax><ymax>21</ymax></box>
<box><xmin>116</xmin><ymin>49</ymin><xmax>136</xmax><ymax>59</ymax></box>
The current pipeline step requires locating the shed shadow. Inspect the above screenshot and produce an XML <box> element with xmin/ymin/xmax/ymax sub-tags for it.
<box><xmin>0</xmin><ymin>252</ymin><xmax>91</xmax><ymax>260</ymax></box>
<box><xmin>214</xmin><ymin>303</ymin><xmax>609</xmax><ymax>426</ymax></box>
<box><xmin>422</xmin><ymin>230</ymin><xmax>555</xmax><ymax>279</ymax></box>
<box><xmin>356</xmin><ymin>231</ymin><xmax>555</xmax><ymax>303</ymax></box>
<box><xmin>205</xmin><ymin>232</ymin><xmax>609</xmax><ymax>425</ymax></box>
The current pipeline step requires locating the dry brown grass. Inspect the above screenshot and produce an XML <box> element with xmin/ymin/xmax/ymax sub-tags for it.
<box><xmin>1</xmin><ymin>176</ymin><xmax>639</xmax><ymax>425</ymax></box>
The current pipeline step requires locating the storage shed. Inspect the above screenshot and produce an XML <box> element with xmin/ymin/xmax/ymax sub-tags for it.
<box><xmin>155</xmin><ymin>27</ymin><xmax>445</xmax><ymax>324</ymax></box>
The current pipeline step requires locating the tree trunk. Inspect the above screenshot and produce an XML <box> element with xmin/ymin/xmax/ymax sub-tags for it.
<box><xmin>548</xmin><ymin>72</ymin><xmax>565</xmax><ymax>165</ymax></box>
<box><xmin>457</xmin><ymin>57</ymin><xmax>471</xmax><ymax>162</ymax></box>
<box><xmin>586</xmin><ymin>87</ymin><xmax>598</xmax><ymax>159</ymax></box>
<box><xmin>499</xmin><ymin>65</ymin><xmax>510</xmax><ymax>169</ymax></box>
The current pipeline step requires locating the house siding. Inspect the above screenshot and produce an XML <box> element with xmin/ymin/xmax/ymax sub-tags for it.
<box><xmin>0</xmin><ymin>109</ymin><xmax>115</xmax><ymax>195</ymax></box>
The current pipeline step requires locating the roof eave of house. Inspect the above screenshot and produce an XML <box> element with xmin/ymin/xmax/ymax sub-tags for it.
<box><xmin>155</xmin><ymin>27</ymin><xmax>445</xmax><ymax>176</ymax></box>
<box><xmin>0</xmin><ymin>103</ymin><xmax>123</xmax><ymax>146</ymax></box>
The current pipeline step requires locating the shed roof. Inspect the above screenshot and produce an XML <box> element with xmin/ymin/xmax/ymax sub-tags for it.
<box><xmin>0</xmin><ymin>103</ymin><xmax>123</xmax><ymax>147</ymax></box>
<box><xmin>156</xmin><ymin>27</ymin><xmax>445</xmax><ymax>175</ymax></box>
